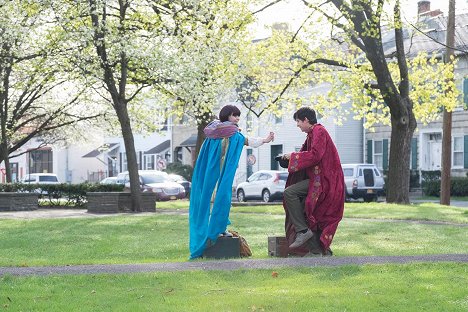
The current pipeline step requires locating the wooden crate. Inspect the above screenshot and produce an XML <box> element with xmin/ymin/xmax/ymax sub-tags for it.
<box><xmin>268</xmin><ymin>236</ymin><xmax>289</xmax><ymax>257</ymax></box>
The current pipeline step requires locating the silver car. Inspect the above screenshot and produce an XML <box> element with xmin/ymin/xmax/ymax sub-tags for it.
<box><xmin>342</xmin><ymin>164</ymin><xmax>385</xmax><ymax>202</ymax></box>
<box><xmin>236</xmin><ymin>170</ymin><xmax>288</xmax><ymax>203</ymax></box>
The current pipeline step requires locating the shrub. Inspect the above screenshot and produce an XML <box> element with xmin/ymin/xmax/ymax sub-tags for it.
<box><xmin>0</xmin><ymin>183</ymin><xmax>124</xmax><ymax>207</ymax></box>
<box><xmin>421</xmin><ymin>170</ymin><xmax>441</xmax><ymax>182</ymax></box>
<box><xmin>422</xmin><ymin>177</ymin><xmax>468</xmax><ymax>197</ymax></box>
<box><xmin>166</xmin><ymin>162</ymin><xmax>193</xmax><ymax>181</ymax></box>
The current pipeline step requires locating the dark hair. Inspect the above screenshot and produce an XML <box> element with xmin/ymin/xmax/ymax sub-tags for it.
<box><xmin>219</xmin><ymin>105</ymin><xmax>241</xmax><ymax>122</ymax></box>
<box><xmin>293</xmin><ymin>107</ymin><xmax>317</xmax><ymax>124</ymax></box>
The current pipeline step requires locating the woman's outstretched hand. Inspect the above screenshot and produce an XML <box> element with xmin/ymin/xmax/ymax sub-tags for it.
<box><xmin>263</xmin><ymin>131</ymin><xmax>275</xmax><ymax>143</ymax></box>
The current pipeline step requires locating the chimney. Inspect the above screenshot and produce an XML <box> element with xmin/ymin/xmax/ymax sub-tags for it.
<box><xmin>418</xmin><ymin>1</ymin><xmax>431</xmax><ymax>15</ymax></box>
<box><xmin>417</xmin><ymin>1</ymin><xmax>443</xmax><ymax>19</ymax></box>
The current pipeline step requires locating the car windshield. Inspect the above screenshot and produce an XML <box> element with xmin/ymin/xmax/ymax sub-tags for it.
<box><xmin>169</xmin><ymin>174</ymin><xmax>186</xmax><ymax>181</ymax></box>
<box><xmin>141</xmin><ymin>174</ymin><xmax>167</xmax><ymax>184</ymax></box>
<box><xmin>39</xmin><ymin>176</ymin><xmax>58</xmax><ymax>182</ymax></box>
<box><xmin>278</xmin><ymin>173</ymin><xmax>288</xmax><ymax>181</ymax></box>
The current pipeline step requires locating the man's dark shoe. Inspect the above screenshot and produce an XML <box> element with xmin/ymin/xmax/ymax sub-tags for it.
<box><xmin>289</xmin><ymin>229</ymin><xmax>314</xmax><ymax>248</ymax></box>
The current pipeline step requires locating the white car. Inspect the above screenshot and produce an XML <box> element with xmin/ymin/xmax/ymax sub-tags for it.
<box><xmin>236</xmin><ymin>170</ymin><xmax>288</xmax><ymax>203</ymax></box>
<box><xmin>21</xmin><ymin>173</ymin><xmax>60</xmax><ymax>184</ymax></box>
<box><xmin>99</xmin><ymin>177</ymin><xmax>119</xmax><ymax>185</ymax></box>
<box><xmin>342</xmin><ymin>163</ymin><xmax>385</xmax><ymax>202</ymax></box>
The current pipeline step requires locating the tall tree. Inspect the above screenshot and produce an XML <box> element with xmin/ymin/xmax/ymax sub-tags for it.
<box><xmin>0</xmin><ymin>0</ymin><xmax>104</xmax><ymax>182</ymax></box>
<box><xmin>241</xmin><ymin>0</ymin><xmax>457</xmax><ymax>204</ymax></box>
<box><xmin>52</xmin><ymin>0</ymin><xmax>253</xmax><ymax>209</ymax></box>
<box><xmin>51</xmin><ymin>0</ymin><xmax>182</xmax><ymax>211</ymax></box>
<box><xmin>151</xmin><ymin>0</ymin><xmax>255</xmax><ymax>159</ymax></box>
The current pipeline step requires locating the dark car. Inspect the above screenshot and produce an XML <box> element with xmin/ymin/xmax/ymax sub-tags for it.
<box><xmin>116</xmin><ymin>170</ymin><xmax>185</xmax><ymax>201</ymax></box>
<box><xmin>168</xmin><ymin>174</ymin><xmax>191</xmax><ymax>197</ymax></box>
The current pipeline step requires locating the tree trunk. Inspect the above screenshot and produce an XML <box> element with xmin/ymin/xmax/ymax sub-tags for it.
<box><xmin>440</xmin><ymin>0</ymin><xmax>456</xmax><ymax>206</ymax></box>
<box><xmin>386</xmin><ymin>97</ymin><xmax>417</xmax><ymax>204</ymax></box>
<box><xmin>115</xmin><ymin>101</ymin><xmax>141</xmax><ymax>212</ymax></box>
<box><xmin>194</xmin><ymin>121</ymin><xmax>208</xmax><ymax>164</ymax></box>
<box><xmin>193</xmin><ymin>111</ymin><xmax>213</xmax><ymax>163</ymax></box>
<box><xmin>0</xmin><ymin>142</ymin><xmax>12</xmax><ymax>182</ymax></box>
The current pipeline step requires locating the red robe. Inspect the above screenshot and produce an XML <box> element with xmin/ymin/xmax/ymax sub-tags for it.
<box><xmin>284</xmin><ymin>124</ymin><xmax>345</xmax><ymax>255</ymax></box>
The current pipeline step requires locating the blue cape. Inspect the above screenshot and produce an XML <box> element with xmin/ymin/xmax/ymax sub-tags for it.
<box><xmin>189</xmin><ymin>132</ymin><xmax>245</xmax><ymax>259</ymax></box>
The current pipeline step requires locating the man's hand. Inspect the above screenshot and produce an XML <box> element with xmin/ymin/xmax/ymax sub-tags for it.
<box><xmin>283</xmin><ymin>153</ymin><xmax>291</xmax><ymax>160</ymax></box>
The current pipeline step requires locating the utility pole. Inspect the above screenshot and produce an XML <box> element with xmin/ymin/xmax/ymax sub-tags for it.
<box><xmin>440</xmin><ymin>0</ymin><xmax>456</xmax><ymax>205</ymax></box>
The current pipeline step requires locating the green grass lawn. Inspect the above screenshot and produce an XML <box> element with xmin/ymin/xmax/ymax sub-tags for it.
<box><xmin>1</xmin><ymin>263</ymin><xmax>467</xmax><ymax>311</ymax></box>
<box><xmin>1</xmin><ymin>202</ymin><xmax>467</xmax><ymax>311</ymax></box>
<box><xmin>0</xmin><ymin>210</ymin><xmax>466</xmax><ymax>267</ymax></box>
<box><xmin>158</xmin><ymin>200</ymin><xmax>468</xmax><ymax>224</ymax></box>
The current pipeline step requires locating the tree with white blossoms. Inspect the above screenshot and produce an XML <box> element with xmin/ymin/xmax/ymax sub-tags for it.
<box><xmin>240</xmin><ymin>0</ymin><xmax>457</xmax><ymax>204</ymax></box>
<box><xmin>50</xmin><ymin>0</ymin><xmax>256</xmax><ymax>210</ymax></box>
<box><xmin>152</xmin><ymin>0</ymin><xmax>256</xmax><ymax>159</ymax></box>
<box><xmin>0</xmin><ymin>0</ymin><xmax>105</xmax><ymax>183</ymax></box>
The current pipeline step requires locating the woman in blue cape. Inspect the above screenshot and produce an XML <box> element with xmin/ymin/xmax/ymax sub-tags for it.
<box><xmin>189</xmin><ymin>105</ymin><xmax>274</xmax><ymax>259</ymax></box>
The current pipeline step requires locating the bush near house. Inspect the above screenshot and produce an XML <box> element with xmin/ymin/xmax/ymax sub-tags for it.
<box><xmin>422</xmin><ymin>177</ymin><xmax>468</xmax><ymax>197</ymax></box>
<box><xmin>382</xmin><ymin>169</ymin><xmax>420</xmax><ymax>191</ymax></box>
<box><xmin>166</xmin><ymin>162</ymin><xmax>193</xmax><ymax>181</ymax></box>
<box><xmin>421</xmin><ymin>170</ymin><xmax>441</xmax><ymax>182</ymax></box>
<box><xmin>0</xmin><ymin>183</ymin><xmax>124</xmax><ymax>207</ymax></box>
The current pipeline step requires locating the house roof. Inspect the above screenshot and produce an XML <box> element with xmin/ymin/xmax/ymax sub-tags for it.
<box><xmin>145</xmin><ymin>140</ymin><xmax>170</xmax><ymax>154</ymax></box>
<box><xmin>382</xmin><ymin>12</ymin><xmax>468</xmax><ymax>59</ymax></box>
<box><xmin>82</xmin><ymin>143</ymin><xmax>119</xmax><ymax>158</ymax></box>
<box><xmin>178</xmin><ymin>134</ymin><xmax>197</xmax><ymax>147</ymax></box>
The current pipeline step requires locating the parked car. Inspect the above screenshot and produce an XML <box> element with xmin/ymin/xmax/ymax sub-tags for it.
<box><xmin>236</xmin><ymin>170</ymin><xmax>288</xmax><ymax>203</ymax></box>
<box><xmin>21</xmin><ymin>173</ymin><xmax>60</xmax><ymax>184</ymax></box>
<box><xmin>116</xmin><ymin>170</ymin><xmax>185</xmax><ymax>201</ymax></box>
<box><xmin>99</xmin><ymin>177</ymin><xmax>119</xmax><ymax>185</ymax></box>
<box><xmin>20</xmin><ymin>173</ymin><xmax>60</xmax><ymax>197</ymax></box>
<box><xmin>168</xmin><ymin>174</ymin><xmax>191</xmax><ymax>197</ymax></box>
<box><xmin>342</xmin><ymin>164</ymin><xmax>385</xmax><ymax>202</ymax></box>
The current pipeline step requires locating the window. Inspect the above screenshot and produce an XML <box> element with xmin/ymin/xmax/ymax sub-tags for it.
<box><xmin>462</xmin><ymin>77</ymin><xmax>468</xmax><ymax>109</ymax></box>
<box><xmin>29</xmin><ymin>149</ymin><xmax>53</xmax><ymax>173</ymax></box>
<box><xmin>248</xmin><ymin>173</ymin><xmax>260</xmax><ymax>182</ymax></box>
<box><xmin>246</xmin><ymin>113</ymin><xmax>253</xmax><ymax>132</ymax></box>
<box><xmin>122</xmin><ymin>153</ymin><xmax>128</xmax><ymax>172</ymax></box>
<box><xmin>453</xmin><ymin>136</ymin><xmax>464</xmax><ymax>167</ymax></box>
<box><xmin>343</xmin><ymin>168</ymin><xmax>354</xmax><ymax>177</ymax></box>
<box><xmin>274</xmin><ymin>114</ymin><xmax>283</xmax><ymax>124</ymax></box>
<box><xmin>373</xmin><ymin>140</ymin><xmax>383</xmax><ymax>169</ymax></box>
<box><xmin>146</xmin><ymin>155</ymin><xmax>155</xmax><ymax>170</ymax></box>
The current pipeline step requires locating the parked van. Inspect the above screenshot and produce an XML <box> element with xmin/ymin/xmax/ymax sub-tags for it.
<box><xmin>342</xmin><ymin>164</ymin><xmax>385</xmax><ymax>202</ymax></box>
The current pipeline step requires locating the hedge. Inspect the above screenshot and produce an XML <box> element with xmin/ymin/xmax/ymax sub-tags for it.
<box><xmin>0</xmin><ymin>183</ymin><xmax>124</xmax><ymax>207</ymax></box>
<box><xmin>422</xmin><ymin>177</ymin><xmax>468</xmax><ymax>197</ymax></box>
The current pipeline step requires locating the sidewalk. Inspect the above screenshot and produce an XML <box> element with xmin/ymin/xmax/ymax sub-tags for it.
<box><xmin>1</xmin><ymin>254</ymin><xmax>467</xmax><ymax>277</ymax></box>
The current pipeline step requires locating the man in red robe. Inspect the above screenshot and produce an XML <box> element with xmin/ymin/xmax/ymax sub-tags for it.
<box><xmin>282</xmin><ymin>107</ymin><xmax>345</xmax><ymax>256</ymax></box>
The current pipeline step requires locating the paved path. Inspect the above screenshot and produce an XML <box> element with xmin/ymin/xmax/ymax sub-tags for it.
<box><xmin>1</xmin><ymin>254</ymin><xmax>467</xmax><ymax>277</ymax></box>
